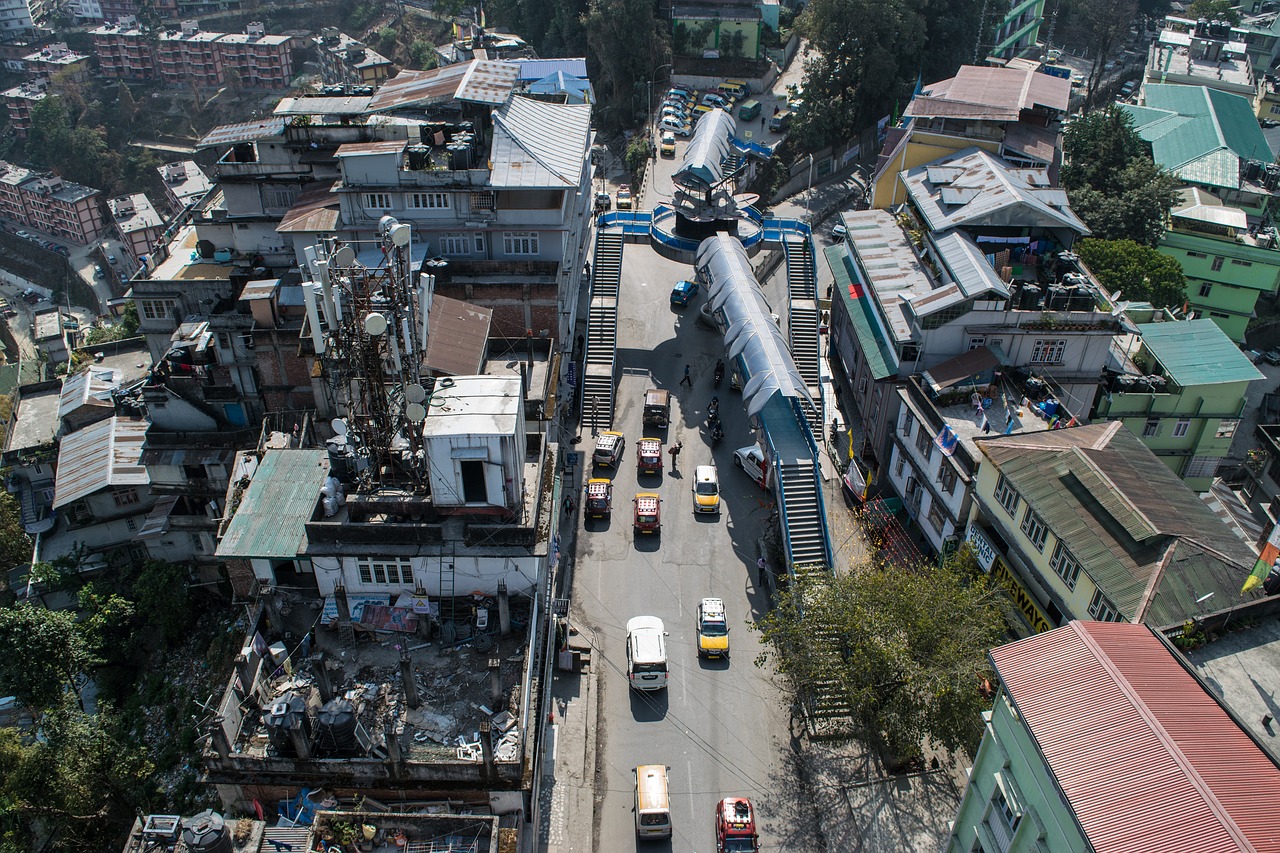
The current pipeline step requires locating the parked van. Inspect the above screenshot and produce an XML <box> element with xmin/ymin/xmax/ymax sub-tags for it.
<box><xmin>769</xmin><ymin>110</ymin><xmax>793</xmax><ymax>132</ymax></box>
<box><xmin>1120</xmin><ymin>79</ymin><xmax>1138</xmax><ymax>98</ymax></box>
<box><xmin>738</xmin><ymin>99</ymin><xmax>761</xmax><ymax>121</ymax></box>
<box><xmin>634</xmin><ymin>765</ymin><xmax>672</xmax><ymax>839</ymax></box>
<box><xmin>626</xmin><ymin>616</ymin><xmax>668</xmax><ymax>690</ymax></box>
<box><xmin>721</xmin><ymin>79</ymin><xmax>750</xmax><ymax>99</ymax></box>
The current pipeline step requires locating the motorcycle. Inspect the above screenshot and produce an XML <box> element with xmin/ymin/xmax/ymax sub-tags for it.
<box><xmin>708</xmin><ymin>396</ymin><xmax>720</xmax><ymax>419</ymax></box>
<box><xmin>707</xmin><ymin>412</ymin><xmax>721</xmax><ymax>430</ymax></box>
<box><xmin>711</xmin><ymin>424</ymin><xmax>724</xmax><ymax>445</ymax></box>
<box><xmin>713</xmin><ymin>362</ymin><xmax>725</xmax><ymax>388</ymax></box>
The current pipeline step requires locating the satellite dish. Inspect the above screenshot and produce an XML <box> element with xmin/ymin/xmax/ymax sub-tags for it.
<box><xmin>406</xmin><ymin>383</ymin><xmax>427</xmax><ymax>403</ymax></box>
<box><xmin>330</xmin><ymin>418</ymin><xmax>348</xmax><ymax>436</ymax></box>
<box><xmin>406</xmin><ymin>402</ymin><xmax>426</xmax><ymax>421</ymax></box>
<box><xmin>391</xmin><ymin>224</ymin><xmax>411</xmax><ymax>247</ymax></box>
<box><xmin>364</xmin><ymin>312</ymin><xmax>388</xmax><ymax>336</ymax></box>
<box><xmin>333</xmin><ymin>245</ymin><xmax>356</xmax><ymax>267</ymax></box>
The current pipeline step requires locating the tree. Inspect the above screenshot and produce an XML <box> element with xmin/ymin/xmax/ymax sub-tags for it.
<box><xmin>0</xmin><ymin>492</ymin><xmax>32</xmax><ymax>573</ymax></box>
<box><xmin>582</xmin><ymin>0</ymin><xmax>666</xmax><ymax>127</ymax></box>
<box><xmin>408</xmin><ymin>39</ymin><xmax>439</xmax><ymax>70</ymax></box>
<box><xmin>1076</xmin><ymin>238</ymin><xmax>1187</xmax><ymax>307</ymax></box>
<box><xmin>754</xmin><ymin>548</ymin><xmax>1006</xmax><ymax>760</ymax></box>
<box><xmin>0</xmin><ymin>605</ymin><xmax>92</xmax><ymax>713</ymax></box>
<box><xmin>1061</xmin><ymin>106</ymin><xmax>1145</xmax><ymax>195</ymax></box>
<box><xmin>1072</xmin><ymin>0</ymin><xmax>1138</xmax><ymax>110</ymax></box>
<box><xmin>1189</xmin><ymin>0</ymin><xmax>1240</xmax><ymax>25</ymax></box>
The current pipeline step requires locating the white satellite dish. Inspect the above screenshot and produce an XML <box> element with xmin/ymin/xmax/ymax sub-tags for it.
<box><xmin>330</xmin><ymin>418</ymin><xmax>348</xmax><ymax>436</ymax></box>
<box><xmin>391</xmin><ymin>224</ymin><xmax>411</xmax><ymax>247</ymax></box>
<box><xmin>333</xmin><ymin>245</ymin><xmax>356</xmax><ymax>267</ymax></box>
<box><xmin>406</xmin><ymin>402</ymin><xmax>427</xmax><ymax>421</ymax></box>
<box><xmin>406</xmin><ymin>383</ymin><xmax>427</xmax><ymax>403</ymax></box>
<box><xmin>364</xmin><ymin>312</ymin><xmax>388</xmax><ymax>336</ymax></box>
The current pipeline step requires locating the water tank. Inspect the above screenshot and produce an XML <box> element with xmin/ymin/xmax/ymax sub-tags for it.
<box><xmin>448</xmin><ymin>144</ymin><xmax>471</xmax><ymax>170</ymax></box>
<box><xmin>262</xmin><ymin>692</ymin><xmax>308</xmax><ymax>755</ymax></box>
<box><xmin>1019</xmin><ymin>283</ymin><xmax>1042</xmax><ymax>310</ymax></box>
<box><xmin>1266</xmin><ymin>165</ymin><xmax>1280</xmax><ymax>191</ymax></box>
<box><xmin>326</xmin><ymin>435</ymin><xmax>354</xmax><ymax>479</ymax></box>
<box><xmin>1247</xmin><ymin>159</ymin><xmax>1263</xmax><ymax>182</ymax></box>
<box><xmin>182</xmin><ymin>811</ymin><xmax>233</xmax><ymax>853</ymax></box>
<box><xmin>315</xmin><ymin>698</ymin><xmax>359</xmax><ymax>753</ymax></box>
<box><xmin>407</xmin><ymin>145</ymin><xmax>430</xmax><ymax>170</ymax></box>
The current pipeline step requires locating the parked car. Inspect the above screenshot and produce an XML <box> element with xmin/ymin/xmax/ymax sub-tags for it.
<box><xmin>671</xmin><ymin>279</ymin><xmax>699</xmax><ymax>307</ymax></box>
<box><xmin>831</xmin><ymin>223</ymin><xmax>848</xmax><ymax>241</ymax></box>
<box><xmin>1265</xmin><ymin>349</ymin><xmax>1280</xmax><ymax>365</ymax></box>
<box><xmin>595</xmin><ymin>191</ymin><xmax>612</xmax><ymax>213</ymax></box>
<box><xmin>616</xmin><ymin>184</ymin><xmax>633</xmax><ymax>210</ymax></box>
<box><xmin>659</xmin><ymin>117</ymin><xmax>692</xmax><ymax>136</ymax></box>
<box><xmin>660</xmin><ymin>131</ymin><xmax>676</xmax><ymax>157</ymax></box>
<box><xmin>14</xmin><ymin>230</ymin><xmax>31</xmax><ymax>239</ymax></box>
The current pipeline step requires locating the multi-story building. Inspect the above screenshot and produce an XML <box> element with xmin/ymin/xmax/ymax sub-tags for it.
<box><xmin>1143</xmin><ymin>15</ymin><xmax>1258</xmax><ymax>105</ymax></box>
<box><xmin>1093</xmin><ymin>317</ymin><xmax>1262</xmax><ymax>490</ymax></box>
<box><xmin>68</xmin><ymin>0</ymin><xmax>101</xmax><ymax>20</ymax></box>
<box><xmin>97</xmin><ymin>0</ymin><xmax>175</xmax><ymax>23</ymax></box>
<box><xmin>827</xmin><ymin>149</ymin><xmax>1115</xmax><ymax>470</ymax></box>
<box><xmin>1122</xmin><ymin>84</ymin><xmax>1280</xmax><ymax>341</ymax></box>
<box><xmin>92</xmin><ymin>19</ymin><xmax>294</xmax><ymax>89</ymax></box>
<box><xmin>872</xmin><ymin>64</ymin><xmax>1070</xmax><ymax>209</ymax></box>
<box><xmin>966</xmin><ymin>422</ymin><xmax>1258</xmax><ymax>634</ymax></box>
<box><xmin>984</xmin><ymin>0</ymin><xmax>1045</xmax><ymax>61</ymax></box>
<box><xmin>0</xmin><ymin>0</ymin><xmax>33</xmax><ymax>36</ymax></box>
<box><xmin>22</xmin><ymin>42</ymin><xmax>91</xmax><ymax>83</ymax></box>
<box><xmin>1</xmin><ymin>77</ymin><xmax>46</xmax><ymax>139</ymax></box>
<box><xmin>156</xmin><ymin>159</ymin><xmax>211</xmax><ymax>213</ymax></box>
<box><xmin>1240</xmin><ymin>3</ymin><xmax>1280</xmax><ymax>72</ymax></box>
<box><xmin>948</xmin><ymin>621</ymin><xmax>1280</xmax><ymax>853</ymax></box>
<box><xmin>0</xmin><ymin>161</ymin><xmax>105</xmax><ymax>244</ymax></box>
<box><xmin>314</xmin><ymin>28</ymin><xmax>393</xmax><ymax>89</ymax></box>
<box><xmin>109</xmin><ymin>192</ymin><xmax>164</xmax><ymax>274</ymax></box>
<box><xmin>209</xmin><ymin>23</ymin><xmax>293</xmax><ymax>90</ymax></box>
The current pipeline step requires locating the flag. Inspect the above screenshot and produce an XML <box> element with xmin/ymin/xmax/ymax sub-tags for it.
<box><xmin>934</xmin><ymin>425</ymin><xmax>958</xmax><ymax>457</ymax></box>
<box><xmin>452</xmin><ymin>21</ymin><xmax>459</xmax><ymax>39</ymax></box>
<box><xmin>480</xmin><ymin>5</ymin><xmax>486</xmax><ymax>27</ymax></box>
<box><xmin>1243</xmin><ymin>573</ymin><xmax>1263</xmax><ymax>594</ymax></box>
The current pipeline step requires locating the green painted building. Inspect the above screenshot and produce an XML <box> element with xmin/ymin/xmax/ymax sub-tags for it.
<box><xmin>948</xmin><ymin>621</ymin><xmax>1280</xmax><ymax>853</ymax></box>
<box><xmin>672</xmin><ymin>6</ymin><xmax>764</xmax><ymax>61</ymax></box>
<box><xmin>1122</xmin><ymin>85</ymin><xmax>1280</xmax><ymax>342</ymax></box>
<box><xmin>1092</xmin><ymin>318</ymin><xmax>1262</xmax><ymax>490</ymax></box>
<box><xmin>988</xmin><ymin>0</ymin><xmax>1045</xmax><ymax>60</ymax></box>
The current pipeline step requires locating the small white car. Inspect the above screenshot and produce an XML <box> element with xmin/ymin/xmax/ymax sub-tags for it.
<box><xmin>659</xmin><ymin>117</ymin><xmax>692</xmax><ymax>137</ymax></box>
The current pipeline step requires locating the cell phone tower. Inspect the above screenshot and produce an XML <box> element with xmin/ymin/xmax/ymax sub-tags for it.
<box><xmin>301</xmin><ymin>216</ymin><xmax>436</xmax><ymax>492</ymax></box>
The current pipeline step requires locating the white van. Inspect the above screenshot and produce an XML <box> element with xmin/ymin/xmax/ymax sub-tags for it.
<box><xmin>626</xmin><ymin>616</ymin><xmax>669</xmax><ymax>690</ymax></box>
<box><xmin>634</xmin><ymin>764</ymin><xmax>672</xmax><ymax>838</ymax></box>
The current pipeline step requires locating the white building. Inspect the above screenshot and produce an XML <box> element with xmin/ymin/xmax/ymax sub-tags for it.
<box><xmin>0</xmin><ymin>0</ymin><xmax>33</xmax><ymax>35</ymax></box>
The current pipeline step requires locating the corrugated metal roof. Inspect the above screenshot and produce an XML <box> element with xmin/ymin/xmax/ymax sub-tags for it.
<box><xmin>675</xmin><ymin>108</ymin><xmax>735</xmax><ymax>191</ymax></box>
<box><xmin>516</xmin><ymin>57</ymin><xmax>587</xmax><ymax>82</ymax></box>
<box><xmin>276</xmin><ymin>180</ymin><xmax>340</xmax><ymax>234</ymax></box>
<box><xmin>991</xmin><ymin>621</ymin><xmax>1280</xmax><ymax>853</ymax></box>
<box><xmin>58</xmin><ymin>366</ymin><xmax>121</xmax><ymax>422</ymax></box>
<box><xmin>424</xmin><ymin>294</ymin><xmax>493</xmax><ymax>376</ymax></box>
<box><xmin>456</xmin><ymin>59</ymin><xmax>520</xmax><ymax>105</ymax></box>
<box><xmin>1138</xmin><ymin>318</ymin><xmax>1264</xmax><ymax>386</ymax></box>
<box><xmin>366</xmin><ymin>63</ymin><xmax>473</xmax><ymax>112</ymax></box>
<box><xmin>838</xmin><ymin>209</ymin><xmax>934</xmax><ymax>345</ymax></box>
<box><xmin>903</xmin><ymin>147</ymin><xmax>1089</xmax><ymax>235</ymax></box>
<box><xmin>196</xmin><ymin>117</ymin><xmax>286</xmax><ymax>150</ymax></box>
<box><xmin>977</xmin><ymin>424</ymin><xmax>1259</xmax><ymax>623</ymax></box>
<box><xmin>909</xmin><ymin>65</ymin><xmax>1070</xmax><ymax>118</ymax></box>
<box><xmin>488</xmin><ymin>95</ymin><xmax>591</xmax><ymax>189</ymax></box>
<box><xmin>825</xmin><ymin>243</ymin><xmax>895</xmax><ymax>380</ymax></box>
<box><xmin>273</xmin><ymin>95</ymin><xmax>373</xmax><ymax>116</ymax></box>
<box><xmin>216</xmin><ymin>449</ymin><xmax>328</xmax><ymax>559</ymax></box>
<box><xmin>335</xmin><ymin>139</ymin><xmax>408</xmax><ymax>158</ymax></box>
<box><xmin>53</xmin><ymin>416</ymin><xmax>149</xmax><ymax>509</ymax></box>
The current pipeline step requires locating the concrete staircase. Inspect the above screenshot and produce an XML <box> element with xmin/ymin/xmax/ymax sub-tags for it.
<box><xmin>784</xmin><ymin>237</ymin><xmax>823</xmax><ymax>435</ymax></box>
<box><xmin>582</xmin><ymin>232</ymin><xmax>623</xmax><ymax>432</ymax></box>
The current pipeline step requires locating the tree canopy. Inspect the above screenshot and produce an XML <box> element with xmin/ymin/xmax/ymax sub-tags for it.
<box><xmin>0</xmin><ymin>605</ymin><xmax>92</xmax><ymax>713</ymax></box>
<box><xmin>1076</xmin><ymin>238</ymin><xmax>1188</xmax><ymax>308</ymax></box>
<box><xmin>1062</xmin><ymin>107</ymin><xmax>1182</xmax><ymax>246</ymax></box>
<box><xmin>1189</xmin><ymin>0</ymin><xmax>1240</xmax><ymax>25</ymax></box>
<box><xmin>582</xmin><ymin>0</ymin><xmax>666</xmax><ymax>127</ymax></box>
<box><xmin>0</xmin><ymin>491</ymin><xmax>31</xmax><ymax>574</ymax></box>
<box><xmin>754</xmin><ymin>548</ymin><xmax>1006</xmax><ymax>759</ymax></box>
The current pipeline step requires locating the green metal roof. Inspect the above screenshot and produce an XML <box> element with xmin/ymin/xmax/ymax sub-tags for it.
<box><xmin>1137</xmin><ymin>318</ymin><xmax>1263</xmax><ymax>386</ymax></box>
<box><xmin>825</xmin><ymin>244</ymin><xmax>896</xmax><ymax>380</ymax></box>
<box><xmin>217</xmin><ymin>449</ymin><xmax>329</xmax><ymax>559</ymax></box>
<box><xmin>979</xmin><ymin>424</ymin><xmax>1259</xmax><ymax>626</ymax></box>
<box><xmin>1122</xmin><ymin>86</ymin><xmax>1272</xmax><ymax>188</ymax></box>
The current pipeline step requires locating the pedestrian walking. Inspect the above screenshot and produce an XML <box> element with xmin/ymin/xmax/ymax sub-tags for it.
<box><xmin>575</xmin><ymin>333</ymin><xmax>584</xmax><ymax>358</ymax></box>
<box><xmin>563</xmin><ymin>495</ymin><xmax>575</xmax><ymax>515</ymax></box>
<box><xmin>680</xmin><ymin>364</ymin><xmax>693</xmax><ymax>387</ymax></box>
<box><xmin>668</xmin><ymin>441</ymin><xmax>683</xmax><ymax>471</ymax></box>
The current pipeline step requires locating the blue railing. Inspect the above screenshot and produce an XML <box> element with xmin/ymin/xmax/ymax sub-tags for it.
<box><xmin>790</xmin><ymin>397</ymin><xmax>834</xmax><ymax>569</ymax></box>
<box><xmin>597</xmin><ymin>210</ymin><xmax>652</xmax><ymax>236</ymax></box>
<box><xmin>729</xmin><ymin>136</ymin><xmax>778</xmax><ymax>159</ymax></box>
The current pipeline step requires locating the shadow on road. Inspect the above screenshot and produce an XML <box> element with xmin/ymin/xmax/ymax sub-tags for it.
<box><xmin>629</xmin><ymin>686</ymin><xmax>669</xmax><ymax>722</ymax></box>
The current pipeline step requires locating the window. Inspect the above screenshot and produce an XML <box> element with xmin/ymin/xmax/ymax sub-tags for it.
<box><xmin>995</xmin><ymin>473</ymin><xmax>1020</xmax><ymax>516</ymax></box>
<box><xmin>1050</xmin><ymin>541</ymin><xmax>1081</xmax><ymax>590</ymax></box>
<box><xmin>125</xmin><ymin>516</ymin><xmax>137</xmax><ymax>532</ymax></box>
<box><xmin>940</xmin><ymin>464</ymin><xmax>957</xmax><ymax>495</ymax></box>
<box><xmin>893</xmin><ymin>451</ymin><xmax>905</xmax><ymax>478</ymax></box>
<box><xmin>901</xmin><ymin>343</ymin><xmax>920</xmax><ymax>362</ymax></box>
<box><xmin>264</xmin><ymin>185</ymin><xmax>299</xmax><ymax>209</ymax></box>
<box><xmin>1173</xmin><ymin>418</ymin><xmax>1190</xmax><ymax>438</ymax></box>
<box><xmin>356</xmin><ymin>557</ymin><xmax>414</xmax><ymax>586</ymax></box>
<box><xmin>1199</xmin><ymin>282</ymin><xmax>1213</xmax><ymax>298</ymax></box>
<box><xmin>112</xmin><ymin>487</ymin><xmax>139</xmax><ymax>507</ymax></box>
<box><xmin>985</xmin><ymin>788</ymin><xmax>1020</xmax><ymax>852</ymax></box>
<box><xmin>1030</xmin><ymin>339</ymin><xmax>1066</xmax><ymax>364</ymax></box>
<box><xmin>139</xmin><ymin>299</ymin><xmax>176</xmax><ymax>321</ymax></box>
<box><xmin>1231</xmin><ymin>259</ymin><xmax>1253</xmax><ymax>267</ymax></box>
<box><xmin>1021</xmin><ymin>507</ymin><xmax>1048</xmax><ymax>551</ymax></box>
<box><xmin>473</xmin><ymin>233</ymin><xmax>485</xmax><ymax>253</ymax></box>
<box><xmin>362</xmin><ymin>192</ymin><xmax>392</xmax><ymax>210</ymax></box>
<box><xmin>1186</xmin><ymin>455</ymin><xmax>1221</xmax><ymax>479</ymax></box>
<box><xmin>1210</xmin><ymin>311</ymin><xmax>1229</xmax><ymax>319</ymax></box>
<box><xmin>927</xmin><ymin>501</ymin><xmax>946</xmax><ymax>534</ymax></box>
<box><xmin>915</xmin><ymin>426</ymin><xmax>932</xmax><ymax>459</ymax></box>
<box><xmin>1216</xmin><ymin>419</ymin><xmax>1239</xmax><ymax>439</ymax></box>
<box><xmin>1271</xmin><ymin>104</ymin><xmax>1280</xmax><ymax>115</ymax></box>
<box><xmin>470</xmin><ymin>191</ymin><xmax>495</xmax><ymax>210</ymax></box>
<box><xmin>1143</xmin><ymin>418</ymin><xmax>1160</xmax><ymax>437</ymax></box>
<box><xmin>901</xmin><ymin>411</ymin><xmax>915</xmax><ymax>438</ymax></box>
<box><xmin>968</xmin><ymin>336</ymin><xmax>986</xmax><ymax>351</ymax></box>
<box><xmin>410</xmin><ymin>191</ymin><xmax>450</xmax><ymax>209</ymax></box>
<box><xmin>503</xmin><ymin>231</ymin><xmax>538</xmax><ymax>255</ymax></box>
<box><xmin>1187</xmin><ymin>251</ymin><xmax>1207</xmax><ymax>258</ymax></box>
<box><xmin>1211</xmin><ymin>255</ymin><xmax>1225</xmax><ymax>271</ymax></box>
<box><xmin>439</xmin><ymin>234</ymin><xmax>469</xmax><ymax>255</ymax></box>
<box><xmin>1088</xmin><ymin>589</ymin><xmax>1121</xmax><ymax>622</ymax></box>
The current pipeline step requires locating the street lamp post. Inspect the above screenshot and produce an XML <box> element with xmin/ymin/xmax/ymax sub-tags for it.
<box><xmin>806</xmin><ymin>153</ymin><xmax>815</xmax><ymax>219</ymax></box>
<box><xmin>647</xmin><ymin>62</ymin><xmax>673</xmax><ymax>121</ymax></box>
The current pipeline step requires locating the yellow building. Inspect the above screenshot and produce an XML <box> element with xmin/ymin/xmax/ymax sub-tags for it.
<box><xmin>965</xmin><ymin>422</ymin><xmax>1259</xmax><ymax>635</ymax></box>
<box><xmin>871</xmin><ymin>65</ymin><xmax>1070</xmax><ymax>209</ymax></box>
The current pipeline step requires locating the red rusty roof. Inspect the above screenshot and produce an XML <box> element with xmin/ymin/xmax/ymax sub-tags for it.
<box><xmin>991</xmin><ymin>621</ymin><xmax>1280</xmax><ymax>852</ymax></box>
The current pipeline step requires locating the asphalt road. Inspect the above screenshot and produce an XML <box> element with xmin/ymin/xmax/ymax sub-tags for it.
<box><xmin>573</xmin><ymin>235</ymin><xmax>822</xmax><ymax>852</ymax></box>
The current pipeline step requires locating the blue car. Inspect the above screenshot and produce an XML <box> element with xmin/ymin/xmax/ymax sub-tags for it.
<box><xmin>671</xmin><ymin>279</ymin><xmax>699</xmax><ymax>307</ymax></box>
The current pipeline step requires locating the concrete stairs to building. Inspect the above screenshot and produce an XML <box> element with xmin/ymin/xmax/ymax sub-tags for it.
<box><xmin>582</xmin><ymin>232</ymin><xmax>623</xmax><ymax>432</ymax></box>
<box><xmin>779</xmin><ymin>460</ymin><xmax>827</xmax><ymax>567</ymax></box>
<box><xmin>784</xmin><ymin>238</ymin><xmax>823</xmax><ymax>435</ymax></box>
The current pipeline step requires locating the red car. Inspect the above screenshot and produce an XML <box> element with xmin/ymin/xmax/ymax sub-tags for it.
<box><xmin>715</xmin><ymin>797</ymin><xmax>758</xmax><ymax>852</ymax></box>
